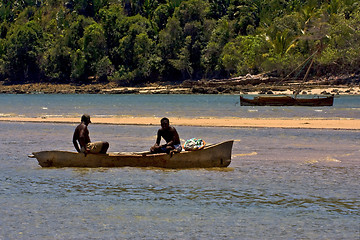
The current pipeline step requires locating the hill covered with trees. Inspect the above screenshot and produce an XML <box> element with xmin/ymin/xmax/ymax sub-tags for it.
<box><xmin>0</xmin><ymin>0</ymin><xmax>359</xmax><ymax>86</ymax></box>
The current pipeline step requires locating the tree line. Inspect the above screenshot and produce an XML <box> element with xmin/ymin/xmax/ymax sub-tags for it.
<box><xmin>0</xmin><ymin>0</ymin><xmax>359</xmax><ymax>85</ymax></box>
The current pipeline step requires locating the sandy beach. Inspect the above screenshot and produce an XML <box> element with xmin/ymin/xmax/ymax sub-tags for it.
<box><xmin>1</xmin><ymin>116</ymin><xmax>359</xmax><ymax>130</ymax></box>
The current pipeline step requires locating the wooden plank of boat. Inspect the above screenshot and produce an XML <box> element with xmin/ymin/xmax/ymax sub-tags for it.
<box><xmin>294</xmin><ymin>96</ymin><xmax>334</xmax><ymax>106</ymax></box>
<box><xmin>240</xmin><ymin>95</ymin><xmax>334</xmax><ymax>106</ymax></box>
<box><xmin>30</xmin><ymin>140</ymin><xmax>234</xmax><ymax>169</ymax></box>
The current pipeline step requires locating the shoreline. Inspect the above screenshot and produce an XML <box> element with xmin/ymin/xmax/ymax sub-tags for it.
<box><xmin>1</xmin><ymin>117</ymin><xmax>360</xmax><ymax>130</ymax></box>
<box><xmin>0</xmin><ymin>81</ymin><xmax>360</xmax><ymax>95</ymax></box>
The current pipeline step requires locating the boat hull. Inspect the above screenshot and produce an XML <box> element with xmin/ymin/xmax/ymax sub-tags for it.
<box><xmin>240</xmin><ymin>95</ymin><xmax>334</xmax><ymax>106</ymax></box>
<box><xmin>32</xmin><ymin>140</ymin><xmax>234</xmax><ymax>169</ymax></box>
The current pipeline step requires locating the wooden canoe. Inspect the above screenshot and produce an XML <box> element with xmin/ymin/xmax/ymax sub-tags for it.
<box><xmin>31</xmin><ymin>140</ymin><xmax>234</xmax><ymax>169</ymax></box>
<box><xmin>240</xmin><ymin>95</ymin><xmax>334</xmax><ymax>106</ymax></box>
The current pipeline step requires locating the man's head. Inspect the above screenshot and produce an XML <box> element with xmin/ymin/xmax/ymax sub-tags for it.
<box><xmin>160</xmin><ymin>117</ymin><xmax>170</xmax><ymax>129</ymax></box>
<box><xmin>81</xmin><ymin>114</ymin><xmax>91</xmax><ymax>125</ymax></box>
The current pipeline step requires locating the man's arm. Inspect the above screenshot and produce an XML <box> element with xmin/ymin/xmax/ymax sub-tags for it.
<box><xmin>73</xmin><ymin>136</ymin><xmax>81</xmax><ymax>153</ymax></box>
<box><xmin>73</xmin><ymin>127</ymin><xmax>81</xmax><ymax>153</ymax></box>
<box><xmin>150</xmin><ymin>130</ymin><xmax>163</xmax><ymax>152</ymax></box>
<box><xmin>79</xmin><ymin>128</ymin><xmax>90</xmax><ymax>153</ymax></box>
<box><xmin>155</xmin><ymin>130</ymin><xmax>162</xmax><ymax>146</ymax></box>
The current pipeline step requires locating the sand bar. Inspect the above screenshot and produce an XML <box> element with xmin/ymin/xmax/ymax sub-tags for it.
<box><xmin>1</xmin><ymin>117</ymin><xmax>360</xmax><ymax>130</ymax></box>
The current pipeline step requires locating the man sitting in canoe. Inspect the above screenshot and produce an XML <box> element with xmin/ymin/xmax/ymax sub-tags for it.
<box><xmin>150</xmin><ymin>117</ymin><xmax>182</xmax><ymax>154</ymax></box>
<box><xmin>73</xmin><ymin>114</ymin><xmax>109</xmax><ymax>155</ymax></box>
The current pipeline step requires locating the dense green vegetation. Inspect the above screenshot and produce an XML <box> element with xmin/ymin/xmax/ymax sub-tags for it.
<box><xmin>0</xmin><ymin>0</ymin><xmax>359</xmax><ymax>85</ymax></box>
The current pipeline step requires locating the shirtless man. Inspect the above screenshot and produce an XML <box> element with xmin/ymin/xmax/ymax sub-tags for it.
<box><xmin>150</xmin><ymin>117</ymin><xmax>182</xmax><ymax>153</ymax></box>
<box><xmin>73</xmin><ymin>114</ymin><xmax>109</xmax><ymax>154</ymax></box>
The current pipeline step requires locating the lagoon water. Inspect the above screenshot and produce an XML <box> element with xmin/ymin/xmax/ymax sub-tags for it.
<box><xmin>1</xmin><ymin>94</ymin><xmax>360</xmax><ymax>119</ymax></box>
<box><xmin>0</xmin><ymin>94</ymin><xmax>359</xmax><ymax>239</ymax></box>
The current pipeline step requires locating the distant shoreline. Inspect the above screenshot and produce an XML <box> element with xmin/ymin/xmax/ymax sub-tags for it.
<box><xmin>0</xmin><ymin>79</ymin><xmax>359</xmax><ymax>95</ymax></box>
<box><xmin>1</xmin><ymin>116</ymin><xmax>360</xmax><ymax>130</ymax></box>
